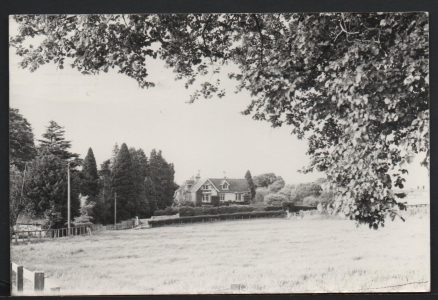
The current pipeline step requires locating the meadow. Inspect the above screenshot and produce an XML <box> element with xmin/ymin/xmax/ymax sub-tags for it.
<box><xmin>11</xmin><ymin>207</ymin><xmax>429</xmax><ymax>295</ymax></box>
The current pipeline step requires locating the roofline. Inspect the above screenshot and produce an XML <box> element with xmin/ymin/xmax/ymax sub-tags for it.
<box><xmin>206</xmin><ymin>178</ymin><xmax>220</xmax><ymax>192</ymax></box>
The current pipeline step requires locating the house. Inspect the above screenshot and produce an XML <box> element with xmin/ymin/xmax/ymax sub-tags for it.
<box><xmin>14</xmin><ymin>213</ymin><xmax>47</xmax><ymax>232</ymax></box>
<box><xmin>174</xmin><ymin>172</ymin><xmax>251</xmax><ymax>206</ymax></box>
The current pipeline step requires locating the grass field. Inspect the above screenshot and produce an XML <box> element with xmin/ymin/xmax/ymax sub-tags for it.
<box><xmin>11</xmin><ymin>208</ymin><xmax>429</xmax><ymax>295</ymax></box>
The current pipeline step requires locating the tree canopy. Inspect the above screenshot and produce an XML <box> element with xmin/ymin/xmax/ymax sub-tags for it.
<box><xmin>38</xmin><ymin>120</ymin><xmax>80</xmax><ymax>163</ymax></box>
<box><xmin>9</xmin><ymin>108</ymin><xmax>36</xmax><ymax>170</ymax></box>
<box><xmin>81</xmin><ymin>147</ymin><xmax>99</xmax><ymax>200</ymax></box>
<box><xmin>10</xmin><ymin>13</ymin><xmax>429</xmax><ymax>228</ymax></box>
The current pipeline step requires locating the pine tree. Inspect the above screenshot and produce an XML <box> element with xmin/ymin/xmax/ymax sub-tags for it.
<box><xmin>111</xmin><ymin>143</ymin><xmax>136</xmax><ymax>221</ymax></box>
<box><xmin>81</xmin><ymin>148</ymin><xmax>99</xmax><ymax>200</ymax></box>
<box><xmin>38</xmin><ymin>121</ymin><xmax>79</xmax><ymax>161</ymax></box>
<box><xmin>245</xmin><ymin>170</ymin><xmax>256</xmax><ymax>201</ymax></box>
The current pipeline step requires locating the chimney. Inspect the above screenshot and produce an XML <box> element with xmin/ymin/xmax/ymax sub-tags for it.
<box><xmin>195</xmin><ymin>170</ymin><xmax>201</xmax><ymax>181</ymax></box>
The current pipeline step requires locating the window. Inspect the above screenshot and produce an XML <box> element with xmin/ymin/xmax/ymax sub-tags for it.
<box><xmin>202</xmin><ymin>184</ymin><xmax>209</xmax><ymax>190</ymax></box>
<box><xmin>220</xmin><ymin>193</ymin><xmax>225</xmax><ymax>201</ymax></box>
<box><xmin>202</xmin><ymin>193</ymin><xmax>211</xmax><ymax>202</ymax></box>
<box><xmin>222</xmin><ymin>183</ymin><xmax>229</xmax><ymax>190</ymax></box>
<box><xmin>235</xmin><ymin>193</ymin><xmax>241</xmax><ymax>201</ymax></box>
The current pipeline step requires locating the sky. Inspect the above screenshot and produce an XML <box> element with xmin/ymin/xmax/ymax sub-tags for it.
<box><xmin>8</xmin><ymin>20</ymin><xmax>429</xmax><ymax>188</ymax></box>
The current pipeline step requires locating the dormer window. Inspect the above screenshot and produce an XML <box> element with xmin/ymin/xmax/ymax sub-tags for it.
<box><xmin>222</xmin><ymin>182</ymin><xmax>229</xmax><ymax>190</ymax></box>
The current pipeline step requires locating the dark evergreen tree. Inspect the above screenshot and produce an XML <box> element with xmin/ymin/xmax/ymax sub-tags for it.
<box><xmin>130</xmin><ymin>148</ymin><xmax>150</xmax><ymax>218</ymax></box>
<box><xmin>38</xmin><ymin>120</ymin><xmax>80</xmax><ymax>166</ymax></box>
<box><xmin>144</xmin><ymin>176</ymin><xmax>157</xmax><ymax>215</ymax></box>
<box><xmin>94</xmin><ymin>159</ymin><xmax>112</xmax><ymax>224</ymax></box>
<box><xmin>111</xmin><ymin>143</ymin><xmax>136</xmax><ymax>221</ymax></box>
<box><xmin>24</xmin><ymin>154</ymin><xmax>80</xmax><ymax>228</ymax></box>
<box><xmin>81</xmin><ymin>148</ymin><xmax>99</xmax><ymax>200</ymax></box>
<box><xmin>9</xmin><ymin>108</ymin><xmax>37</xmax><ymax>170</ymax></box>
<box><xmin>149</xmin><ymin>149</ymin><xmax>178</xmax><ymax>209</ymax></box>
<box><xmin>245</xmin><ymin>170</ymin><xmax>256</xmax><ymax>200</ymax></box>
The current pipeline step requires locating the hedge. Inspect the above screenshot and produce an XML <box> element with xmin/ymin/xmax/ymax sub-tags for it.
<box><xmin>148</xmin><ymin>210</ymin><xmax>287</xmax><ymax>227</ymax></box>
<box><xmin>153</xmin><ymin>207</ymin><xmax>179</xmax><ymax>216</ymax></box>
<box><xmin>153</xmin><ymin>204</ymin><xmax>316</xmax><ymax>217</ymax></box>
<box><xmin>282</xmin><ymin>201</ymin><xmax>317</xmax><ymax>212</ymax></box>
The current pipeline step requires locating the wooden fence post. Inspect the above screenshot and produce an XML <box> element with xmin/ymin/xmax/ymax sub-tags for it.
<box><xmin>16</xmin><ymin>265</ymin><xmax>23</xmax><ymax>292</ymax></box>
<box><xmin>34</xmin><ymin>271</ymin><xmax>44</xmax><ymax>291</ymax></box>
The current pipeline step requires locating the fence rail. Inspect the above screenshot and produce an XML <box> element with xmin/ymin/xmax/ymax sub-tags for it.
<box><xmin>12</xmin><ymin>225</ymin><xmax>91</xmax><ymax>245</ymax></box>
<box><xmin>12</xmin><ymin>219</ymin><xmax>137</xmax><ymax>245</ymax></box>
<box><xmin>11</xmin><ymin>262</ymin><xmax>60</xmax><ymax>294</ymax></box>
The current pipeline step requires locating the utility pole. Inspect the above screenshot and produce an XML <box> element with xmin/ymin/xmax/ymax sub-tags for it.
<box><xmin>114</xmin><ymin>192</ymin><xmax>117</xmax><ymax>226</ymax></box>
<box><xmin>67</xmin><ymin>161</ymin><xmax>71</xmax><ymax>235</ymax></box>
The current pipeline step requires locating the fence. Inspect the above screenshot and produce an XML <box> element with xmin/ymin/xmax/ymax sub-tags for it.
<box><xmin>12</xmin><ymin>219</ymin><xmax>138</xmax><ymax>245</ymax></box>
<box><xmin>12</xmin><ymin>225</ymin><xmax>91</xmax><ymax>245</ymax></box>
<box><xmin>10</xmin><ymin>262</ymin><xmax>60</xmax><ymax>294</ymax></box>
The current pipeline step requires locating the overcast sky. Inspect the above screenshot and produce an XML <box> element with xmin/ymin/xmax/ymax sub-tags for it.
<box><xmin>9</xmin><ymin>20</ymin><xmax>429</xmax><ymax>188</ymax></box>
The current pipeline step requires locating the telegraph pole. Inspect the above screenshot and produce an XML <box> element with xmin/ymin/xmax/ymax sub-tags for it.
<box><xmin>67</xmin><ymin>161</ymin><xmax>71</xmax><ymax>235</ymax></box>
<box><xmin>114</xmin><ymin>192</ymin><xmax>117</xmax><ymax>226</ymax></box>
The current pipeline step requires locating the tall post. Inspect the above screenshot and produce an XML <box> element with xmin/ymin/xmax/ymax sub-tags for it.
<box><xmin>114</xmin><ymin>192</ymin><xmax>117</xmax><ymax>226</ymax></box>
<box><xmin>67</xmin><ymin>162</ymin><xmax>71</xmax><ymax>235</ymax></box>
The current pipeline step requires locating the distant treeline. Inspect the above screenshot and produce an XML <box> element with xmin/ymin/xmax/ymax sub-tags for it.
<box><xmin>9</xmin><ymin>108</ymin><xmax>178</xmax><ymax>230</ymax></box>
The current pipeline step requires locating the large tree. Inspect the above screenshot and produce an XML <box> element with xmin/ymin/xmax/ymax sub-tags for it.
<box><xmin>24</xmin><ymin>154</ymin><xmax>80</xmax><ymax>228</ymax></box>
<box><xmin>149</xmin><ymin>149</ymin><xmax>177</xmax><ymax>209</ymax></box>
<box><xmin>111</xmin><ymin>143</ymin><xmax>136</xmax><ymax>221</ymax></box>
<box><xmin>94</xmin><ymin>159</ymin><xmax>113</xmax><ymax>224</ymax></box>
<box><xmin>130</xmin><ymin>148</ymin><xmax>151</xmax><ymax>218</ymax></box>
<box><xmin>81</xmin><ymin>147</ymin><xmax>99</xmax><ymax>200</ymax></box>
<box><xmin>10</xmin><ymin>13</ymin><xmax>429</xmax><ymax>227</ymax></box>
<box><xmin>38</xmin><ymin>120</ymin><xmax>80</xmax><ymax>163</ymax></box>
<box><xmin>9</xmin><ymin>108</ymin><xmax>36</xmax><ymax>170</ymax></box>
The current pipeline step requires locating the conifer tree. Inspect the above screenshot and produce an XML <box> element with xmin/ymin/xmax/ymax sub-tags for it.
<box><xmin>111</xmin><ymin>143</ymin><xmax>136</xmax><ymax>221</ymax></box>
<box><xmin>38</xmin><ymin>121</ymin><xmax>79</xmax><ymax>162</ymax></box>
<box><xmin>24</xmin><ymin>154</ymin><xmax>80</xmax><ymax>228</ymax></box>
<box><xmin>144</xmin><ymin>176</ymin><xmax>157</xmax><ymax>215</ymax></box>
<box><xmin>81</xmin><ymin>147</ymin><xmax>99</xmax><ymax>200</ymax></box>
<box><xmin>245</xmin><ymin>170</ymin><xmax>256</xmax><ymax>201</ymax></box>
<box><xmin>130</xmin><ymin>148</ymin><xmax>150</xmax><ymax>218</ymax></box>
<box><xmin>149</xmin><ymin>149</ymin><xmax>177</xmax><ymax>209</ymax></box>
<box><xmin>94</xmin><ymin>159</ymin><xmax>112</xmax><ymax>224</ymax></box>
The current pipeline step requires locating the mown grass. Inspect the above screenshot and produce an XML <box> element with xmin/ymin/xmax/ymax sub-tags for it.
<box><xmin>11</xmin><ymin>207</ymin><xmax>429</xmax><ymax>295</ymax></box>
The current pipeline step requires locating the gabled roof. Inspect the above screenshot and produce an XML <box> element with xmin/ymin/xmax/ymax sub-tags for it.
<box><xmin>16</xmin><ymin>213</ymin><xmax>46</xmax><ymax>225</ymax></box>
<box><xmin>209</xmin><ymin>178</ymin><xmax>250</xmax><ymax>193</ymax></box>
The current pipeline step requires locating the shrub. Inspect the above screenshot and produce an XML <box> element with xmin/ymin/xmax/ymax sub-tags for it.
<box><xmin>302</xmin><ymin>195</ymin><xmax>319</xmax><ymax>207</ymax></box>
<box><xmin>154</xmin><ymin>207</ymin><xmax>178</xmax><ymax>216</ymax></box>
<box><xmin>176</xmin><ymin>200</ymin><xmax>195</xmax><ymax>207</ymax></box>
<box><xmin>264</xmin><ymin>193</ymin><xmax>288</xmax><ymax>206</ymax></box>
<box><xmin>254</xmin><ymin>187</ymin><xmax>269</xmax><ymax>203</ymax></box>
<box><xmin>179</xmin><ymin>206</ymin><xmax>195</xmax><ymax>217</ymax></box>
